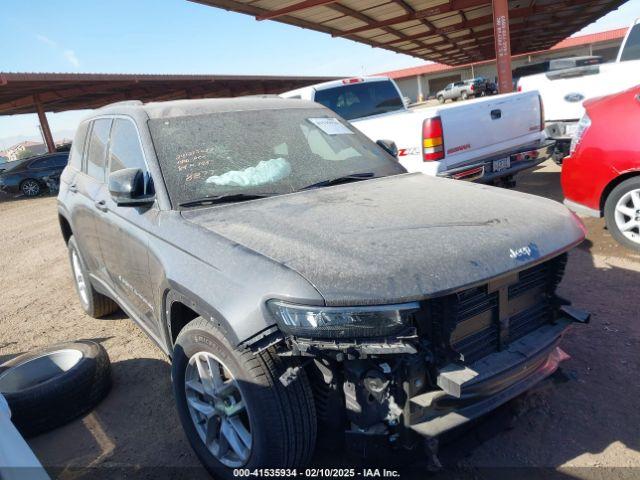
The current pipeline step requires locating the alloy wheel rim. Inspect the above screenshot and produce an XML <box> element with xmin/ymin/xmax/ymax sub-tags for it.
<box><xmin>71</xmin><ymin>251</ymin><xmax>89</xmax><ymax>305</ymax></box>
<box><xmin>23</xmin><ymin>181</ymin><xmax>39</xmax><ymax>196</ymax></box>
<box><xmin>614</xmin><ymin>188</ymin><xmax>640</xmax><ymax>245</ymax></box>
<box><xmin>185</xmin><ymin>351</ymin><xmax>252</xmax><ymax>467</ymax></box>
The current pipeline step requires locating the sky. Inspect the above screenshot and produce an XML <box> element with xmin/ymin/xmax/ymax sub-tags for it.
<box><xmin>1</xmin><ymin>0</ymin><xmax>639</xmax><ymax>150</ymax></box>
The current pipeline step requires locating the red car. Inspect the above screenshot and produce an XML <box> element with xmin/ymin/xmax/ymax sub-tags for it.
<box><xmin>562</xmin><ymin>85</ymin><xmax>640</xmax><ymax>251</ymax></box>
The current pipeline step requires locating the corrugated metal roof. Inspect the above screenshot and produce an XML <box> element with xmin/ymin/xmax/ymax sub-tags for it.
<box><xmin>189</xmin><ymin>0</ymin><xmax>627</xmax><ymax>65</ymax></box>
<box><xmin>0</xmin><ymin>72</ymin><xmax>339</xmax><ymax>116</ymax></box>
<box><xmin>377</xmin><ymin>26</ymin><xmax>628</xmax><ymax>79</ymax></box>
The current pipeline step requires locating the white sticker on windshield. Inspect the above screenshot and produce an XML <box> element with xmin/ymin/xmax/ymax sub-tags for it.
<box><xmin>308</xmin><ymin>117</ymin><xmax>354</xmax><ymax>135</ymax></box>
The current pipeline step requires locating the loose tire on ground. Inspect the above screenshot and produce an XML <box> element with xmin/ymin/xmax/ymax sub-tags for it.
<box><xmin>604</xmin><ymin>176</ymin><xmax>640</xmax><ymax>252</ymax></box>
<box><xmin>172</xmin><ymin>317</ymin><xmax>317</xmax><ymax>480</ymax></box>
<box><xmin>0</xmin><ymin>341</ymin><xmax>111</xmax><ymax>437</ymax></box>
<box><xmin>68</xmin><ymin>235</ymin><xmax>119</xmax><ymax>318</ymax></box>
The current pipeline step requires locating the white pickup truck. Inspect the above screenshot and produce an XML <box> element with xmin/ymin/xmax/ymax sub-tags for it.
<box><xmin>282</xmin><ymin>76</ymin><xmax>552</xmax><ymax>184</ymax></box>
<box><xmin>518</xmin><ymin>18</ymin><xmax>640</xmax><ymax>161</ymax></box>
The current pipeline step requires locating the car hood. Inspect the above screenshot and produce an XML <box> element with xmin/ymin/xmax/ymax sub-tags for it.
<box><xmin>182</xmin><ymin>173</ymin><xmax>584</xmax><ymax>306</ymax></box>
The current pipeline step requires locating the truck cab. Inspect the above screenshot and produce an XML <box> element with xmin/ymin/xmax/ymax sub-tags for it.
<box><xmin>518</xmin><ymin>18</ymin><xmax>640</xmax><ymax>162</ymax></box>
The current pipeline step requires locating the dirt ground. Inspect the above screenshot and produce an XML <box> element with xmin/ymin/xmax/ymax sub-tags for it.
<box><xmin>1</xmin><ymin>160</ymin><xmax>638</xmax><ymax>479</ymax></box>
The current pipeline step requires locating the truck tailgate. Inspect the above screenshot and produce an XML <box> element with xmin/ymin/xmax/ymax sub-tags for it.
<box><xmin>438</xmin><ymin>91</ymin><xmax>542</xmax><ymax>171</ymax></box>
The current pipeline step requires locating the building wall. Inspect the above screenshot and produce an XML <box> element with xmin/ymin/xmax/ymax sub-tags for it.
<box><xmin>395</xmin><ymin>39</ymin><xmax>623</xmax><ymax>102</ymax></box>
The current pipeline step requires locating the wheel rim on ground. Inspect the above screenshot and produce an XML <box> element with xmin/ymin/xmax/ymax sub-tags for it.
<box><xmin>185</xmin><ymin>351</ymin><xmax>252</xmax><ymax>467</ymax></box>
<box><xmin>22</xmin><ymin>181</ymin><xmax>39</xmax><ymax>196</ymax></box>
<box><xmin>614</xmin><ymin>188</ymin><xmax>640</xmax><ymax>245</ymax></box>
<box><xmin>71</xmin><ymin>251</ymin><xmax>89</xmax><ymax>305</ymax></box>
<box><xmin>0</xmin><ymin>349</ymin><xmax>84</xmax><ymax>393</ymax></box>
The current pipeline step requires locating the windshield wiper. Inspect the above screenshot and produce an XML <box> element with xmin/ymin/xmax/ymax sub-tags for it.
<box><xmin>300</xmin><ymin>172</ymin><xmax>375</xmax><ymax>191</ymax></box>
<box><xmin>179</xmin><ymin>193</ymin><xmax>275</xmax><ymax>208</ymax></box>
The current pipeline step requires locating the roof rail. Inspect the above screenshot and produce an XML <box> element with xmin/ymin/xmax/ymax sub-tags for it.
<box><xmin>99</xmin><ymin>100</ymin><xmax>143</xmax><ymax>109</ymax></box>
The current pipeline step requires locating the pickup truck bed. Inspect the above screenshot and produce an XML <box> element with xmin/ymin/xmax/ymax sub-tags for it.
<box><xmin>353</xmin><ymin>90</ymin><xmax>548</xmax><ymax>181</ymax></box>
<box><xmin>283</xmin><ymin>77</ymin><xmax>550</xmax><ymax>184</ymax></box>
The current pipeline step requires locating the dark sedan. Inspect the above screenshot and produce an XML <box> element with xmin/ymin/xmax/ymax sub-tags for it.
<box><xmin>0</xmin><ymin>152</ymin><xmax>69</xmax><ymax>197</ymax></box>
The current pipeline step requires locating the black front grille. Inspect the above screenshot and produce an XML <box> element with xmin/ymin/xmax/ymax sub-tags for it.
<box><xmin>421</xmin><ymin>254</ymin><xmax>567</xmax><ymax>364</ymax></box>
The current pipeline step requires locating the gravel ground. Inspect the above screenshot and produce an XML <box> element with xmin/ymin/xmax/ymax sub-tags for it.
<box><xmin>0</xmin><ymin>160</ymin><xmax>638</xmax><ymax>479</ymax></box>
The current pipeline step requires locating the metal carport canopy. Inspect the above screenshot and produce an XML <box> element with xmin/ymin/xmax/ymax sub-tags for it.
<box><xmin>190</xmin><ymin>0</ymin><xmax>626</xmax><ymax>66</ymax></box>
<box><xmin>0</xmin><ymin>72</ymin><xmax>338</xmax><ymax>152</ymax></box>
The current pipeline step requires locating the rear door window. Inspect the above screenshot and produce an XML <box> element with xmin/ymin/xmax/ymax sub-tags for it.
<box><xmin>314</xmin><ymin>81</ymin><xmax>403</xmax><ymax>120</ymax></box>
<box><xmin>85</xmin><ymin>119</ymin><xmax>112</xmax><ymax>182</ymax></box>
<box><xmin>29</xmin><ymin>155</ymin><xmax>67</xmax><ymax>169</ymax></box>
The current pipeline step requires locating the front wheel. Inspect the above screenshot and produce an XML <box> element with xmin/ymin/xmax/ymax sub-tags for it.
<box><xmin>604</xmin><ymin>177</ymin><xmax>640</xmax><ymax>251</ymax></box>
<box><xmin>462</xmin><ymin>91</ymin><xmax>469</xmax><ymax>100</ymax></box>
<box><xmin>437</xmin><ymin>96</ymin><xmax>444</xmax><ymax>104</ymax></box>
<box><xmin>172</xmin><ymin>318</ymin><xmax>316</xmax><ymax>479</ymax></box>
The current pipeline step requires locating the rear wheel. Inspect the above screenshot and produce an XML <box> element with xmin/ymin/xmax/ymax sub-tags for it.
<box><xmin>604</xmin><ymin>177</ymin><xmax>640</xmax><ymax>251</ymax></box>
<box><xmin>172</xmin><ymin>318</ymin><xmax>316</xmax><ymax>480</ymax></box>
<box><xmin>68</xmin><ymin>236</ymin><xmax>119</xmax><ymax>318</ymax></box>
<box><xmin>20</xmin><ymin>179</ymin><xmax>41</xmax><ymax>197</ymax></box>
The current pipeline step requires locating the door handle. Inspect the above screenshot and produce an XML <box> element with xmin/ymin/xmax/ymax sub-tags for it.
<box><xmin>94</xmin><ymin>200</ymin><xmax>108</xmax><ymax>212</ymax></box>
<box><xmin>69</xmin><ymin>184</ymin><xmax>78</xmax><ymax>193</ymax></box>
<box><xmin>491</xmin><ymin>109</ymin><xmax>502</xmax><ymax>120</ymax></box>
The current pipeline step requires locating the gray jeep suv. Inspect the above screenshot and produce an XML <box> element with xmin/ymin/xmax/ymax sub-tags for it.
<box><xmin>57</xmin><ymin>98</ymin><xmax>587</xmax><ymax>478</ymax></box>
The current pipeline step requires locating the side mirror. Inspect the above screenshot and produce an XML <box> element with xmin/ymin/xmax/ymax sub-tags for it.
<box><xmin>376</xmin><ymin>139</ymin><xmax>399</xmax><ymax>159</ymax></box>
<box><xmin>108</xmin><ymin>168</ymin><xmax>154</xmax><ymax>206</ymax></box>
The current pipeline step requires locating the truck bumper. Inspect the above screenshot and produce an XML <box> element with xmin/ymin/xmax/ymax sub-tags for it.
<box><xmin>438</xmin><ymin>140</ymin><xmax>555</xmax><ymax>183</ymax></box>
<box><xmin>545</xmin><ymin>121</ymin><xmax>580</xmax><ymax>163</ymax></box>
<box><xmin>408</xmin><ymin>314</ymin><xmax>583</xmax><ymax>438</ymax></box>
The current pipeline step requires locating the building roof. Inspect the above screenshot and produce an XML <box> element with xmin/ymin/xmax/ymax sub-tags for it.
<box><xmin>10</xmin><ymin>140</ymin><xmax>43</xmax><ymax>148</ymax></box>
<box><xmin>189</xmin><ymin>0</ymin><xmax>627</xmax><ymax>66</ymax></box>
<box><xmin>0</xmin><ymin>72</ymin><xmax>339</xmax><ymax>116</ymax></box>
<box><xmin>378</xmin><ymin>26</ymin><xmax>628</xmax><ymax>79</ymax></box>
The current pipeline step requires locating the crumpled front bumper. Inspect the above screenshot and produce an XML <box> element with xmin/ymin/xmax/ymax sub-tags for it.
<box><xmin>438</xmin><ymin>140</ymin><xmax>555</xmax><ymax>183</ymax></box>
<box><xmin>408</xmin><ymin>316</ymin><xmax>577</xmax><ymax>438</ymax></box>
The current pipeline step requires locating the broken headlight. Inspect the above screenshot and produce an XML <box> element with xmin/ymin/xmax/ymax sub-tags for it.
<box><xmin>267</xmin><ymin>300</ymin><xmax>419</xmax><ymax>339</ymax></box>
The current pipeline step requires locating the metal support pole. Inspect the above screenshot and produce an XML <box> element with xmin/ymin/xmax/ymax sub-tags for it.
<box><xmin>34</xmin><ymin>95</ymin><xmax>55</xmax><ymax>153</ymax></box>
<box><xmin>417</xmin><ymin>75</ymin><xmax>424</xmax><ymax>102</ymax></box>
<box><xmin>492</xmin><ymin>0</ymin><xmax>513</xmax><ymax>93</ymax></box>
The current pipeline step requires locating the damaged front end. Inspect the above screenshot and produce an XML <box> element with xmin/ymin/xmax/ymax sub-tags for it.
<box><xmin>260</xmin><ymin>253</ymin><xmax>589</xmax><ymax>455</ymax></box>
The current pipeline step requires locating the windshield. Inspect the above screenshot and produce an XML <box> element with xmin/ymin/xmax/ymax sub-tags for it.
<box><xmin>313</xmin><ymin>81</ymin><xmax>404</xmax><ymax>120</ymax></box>
<box><xmin>149</xmin><ymin>107</ymin><xmax>404</xmax><ymax>207</ymax></box>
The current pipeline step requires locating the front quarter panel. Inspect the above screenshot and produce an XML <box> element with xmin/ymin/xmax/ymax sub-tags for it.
<box><xmin>147</xmin><ymin>210</ymin><xmax>325</xmax><ymax>349</ymax></box>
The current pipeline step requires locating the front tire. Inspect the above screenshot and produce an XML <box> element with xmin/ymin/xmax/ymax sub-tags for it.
<box><xmin>172</xmin><ymin>318</ymin><xmax>316</xmax><ymax>479</ymax></box>
<box><xmin>462</xmin><ymin>91</ymin><xmax>469</xmax><ymax>100</ymax></box>
<box><xmin>67</xmin><ymin>236</ymin><xmax>119</xmax><ymax>318</ymax></box>
<box><xmin>604</xmin><ymin>177</ymin><xmax>640</xmax><ymax>252</ymax></box>
<box><xmin>437</xmin><ymin>96</ymin><xmax>444</xmax><ymax>104</ymax></box>
<box><xmin>20</xmin><ymin>179</ymin><xmax>41</xmax><ymax>197</ymax></box>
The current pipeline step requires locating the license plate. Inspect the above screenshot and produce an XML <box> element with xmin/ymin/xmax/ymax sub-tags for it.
<box><xmin>493</xmin><ymin>157</ymin><xmax>511</xmax><ymax>172</ymax></box>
